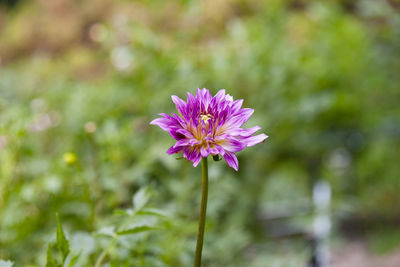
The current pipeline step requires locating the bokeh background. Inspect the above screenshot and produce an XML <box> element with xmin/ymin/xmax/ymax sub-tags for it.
<box><xmin>0</xmin><ymin>0</ymin><xmax>400</xmax><ymax>266</ymax></box>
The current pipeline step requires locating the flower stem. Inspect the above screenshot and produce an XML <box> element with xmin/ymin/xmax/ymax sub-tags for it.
<box><xmin>194</xmin><ymin>157</ymin><xmax>209</xmax><ymax>267</ymax></box>
<box><xmin>94</xmin><ymin>237</ymin><xmax>117</xmax><ymax>267</ymax></box>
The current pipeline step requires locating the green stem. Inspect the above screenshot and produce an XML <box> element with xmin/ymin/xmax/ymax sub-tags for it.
<box><xmin>194</xmin><ymin>157</ymin><xmax>209</xmax><ymax>267</ymax></box>
<box><xmin>94</xmin><ymin>213</ymin><xmax>133</xmax><ymax>267</ymax></box>
<box><xmin>94</xmin><ymin>236</ymin><xmax>117</xmax><ymax>267</ymax></box>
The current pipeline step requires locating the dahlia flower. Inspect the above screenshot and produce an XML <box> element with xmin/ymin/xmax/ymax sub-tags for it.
<box><xmin>150</xmin><ymin>88</ymin><xmax>268</xmax><ymax>171</ymax></box>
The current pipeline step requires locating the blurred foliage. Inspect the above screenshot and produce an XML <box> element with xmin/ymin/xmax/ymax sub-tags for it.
<box><xmin>0</xmin><ymin>0</ymin><xmax>400</xmax><ymax>266</ymax></box>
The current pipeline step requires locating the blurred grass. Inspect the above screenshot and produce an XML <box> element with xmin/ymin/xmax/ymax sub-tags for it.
<box><xmin>0</xmin><ymin>0</ymin><xmax>400</xmax><ymax>266</ymax></box>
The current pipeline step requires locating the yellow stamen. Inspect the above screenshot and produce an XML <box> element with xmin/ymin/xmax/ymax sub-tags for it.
<box><xmin>200</xmin><ymin>114</ymin><xmax>212</xmax><ymax>123</ymax></box>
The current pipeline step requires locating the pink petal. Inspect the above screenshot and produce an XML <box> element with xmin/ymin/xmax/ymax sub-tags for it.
<box><xmin>150</xmin><ymin>117</ymin><xmax>170</xmax><ymax>131</ymax></box>
<box><xmin>171</xmin><ymin>95</ymin><xmax>187</xmax><ymax>117</ymax></box>
<box><xmin>200</xmin><ymin>146</ymin><xmax>209</xmax><ymax>157</ymax></box>
<box><xmin>225</xmin><ymin>108</ymin><xmax>254</xmax><ymax>128</ymax></box>
<box><xmin>229</xmin><ymin>126</ymin><xmax>261</xmax><ymax>137</ymax></box>
<box><xmin>176</xmin><ymin>128</ymin><xmax>194</xmax><ymax>138</ymax></box>
<box><xmin>223</xmin><ymin>152</ymin><xmax>239</xmax><ymax>171</ymax></box>
<box><xmin>184</xmin><ymin>147</ymin><xmax>202</xmax><ymax>167</ymax></box>
<box><xmin>192</xmin><ymin>153</ymin><xmax>202</xmax><ymax>167</ymax></box>
<box><xmin>231</xmin><ymin>99</ymin><xmax>243</xmax><ymax>113</ymax></box>
<box><xmin>245</xmin><ymin>133</ymin><xmax>269</xmax><ymax>147</ymax></box>
<box><xmin>175</xmin><ymin>138</ymin><xmax>198</xmax><ymax>147</ymax></box>
<box><xmin>211</xmin><ymin>89</ymin><xmax>226</xmax><ymax>106</ymax></box>
<box><xmin>216</xmin><ymin>137</ymin><xmax>246</xmax><ymax>152</ymax></box>
<box><xmin>167</xmin><ymin>145</ymin><xmax>183</xmax><ymax>155</ymax></box>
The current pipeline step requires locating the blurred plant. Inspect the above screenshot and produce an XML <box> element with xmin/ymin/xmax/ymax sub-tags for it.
<box><xmin>44</xmin><ymin>188</ymin><xmax>166</xmax><ymax>267</ymax></box>
<box><xmin>45</xmin><ymin>214</ymin><xmax>77</xmax><ymax>267</ymax></box>
<box><xmin>94</xmin><ymin>187</ymin><xmax>166</xmax><ymax>266</ymax></box>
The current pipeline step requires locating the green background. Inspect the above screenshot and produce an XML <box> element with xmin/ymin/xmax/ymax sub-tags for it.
<box><xmin>0</xmin><ymin>0</ymin><xmax>399</xmax><ymax>266</ymax></box>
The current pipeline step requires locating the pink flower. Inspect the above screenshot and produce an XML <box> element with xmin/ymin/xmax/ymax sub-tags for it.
<box><xmin>150</xmin><ymin>88</ymin><xmax>268</xmax><ymax>171</ymax></box>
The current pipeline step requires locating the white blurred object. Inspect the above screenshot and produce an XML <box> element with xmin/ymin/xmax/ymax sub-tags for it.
<box><xmin>313</xmin><ymin>180</ymin><xmax>331</xmax><ymax>212</ymax></box>
<box><xmin>0</xmin><ymin>259</ymin><xmax>14</xmax><ymax>267</ymax></box>
<box><xmin>313</xmin><ymin>180</ymin><xmax>331</xmax><ymax>267</ymax></box>
<box><xmin>110</xmin><ymin>46</ymin><xmax>134</xmax><ymax>72</ymax></box>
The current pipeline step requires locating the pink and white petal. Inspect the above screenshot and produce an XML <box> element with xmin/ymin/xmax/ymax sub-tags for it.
<box><xmin>195</xmin><ymin>88</ymin><xmax>205</xmax><ymax>103</ymax></box>
<box><xmin>215</xmin><ymin>144</ymin><xmax>225</xmax><ymax>156</ymax></box>
<box><xmin>225</xmin><ymin>94</ymin><xmax>233</xmax><ymax>102</ymax></box>
<box><xmin>185</xmin><ymin>147</ymin><xmax>202</xmax><ymax>167</ymax></box>
<box><xmin>217</xmin><ymin>137</ymin><xmax>247</xmax><ymax>152</ymax></box>
<box><xmin>187</xmin><ymin>147</ymin><xmax>198</xmax><ymax>161</ymax></box>
<box><xmin>171</xmin><ymin>95</ymin><xmax>187</xmax><ymax>116</ymax></box>
<box><xmin>150</xmin><ymin>113</ymin><xmax>183</xmax><ymax>132</ymax></box>
<box><xmin>229</xmin><ymin>126</ymin><xmax>261</xmax><ymax>137</ymax></box>
<box><xmin>223</xmin><ymin>152</ymin><xmax>239</xmax><ymax>171</ymax></box>
<box><xmin>182</xmin><ymin>147</ymin><xmax>192</xmax><ymax>160</ymax></box>
<box><xmin>200</xmin><ymin>146</ymin><xmax>209</xmax><ymax>157</ymax></box>
<box><xmin>224</xmin><ymin>108</ymin><xmax>254</xmax><ymax>129</ymax></box>
<box><xmin>186</xmin><ymin>92</ymin><xmax>197</xmax><ymax>110</ymax></box>
<box><xmin>209</xmin><ymin>146</ymin><xmax>219</xmax><ymax>155</ymax></box>
<box><xmin>204</xmin><ymin>89</ymin><xmax>213</xmax><ymax>108</ymax></box>
<box><xmin>196</xmin><ymin>88</ymin><xmax>203</xmax><ymax>98</ymax></box>
<box><xmin>150</xmin><ymin>117</ymin><xmax>174</xmax><ymax>132</ymax></box>
<box><xmin>235</xmin><ymin>108</ymin><xmax>254</xmax><ymax>118</ymax></box>
<box><xmin>192</xmin><ymin>152</ymin><xmax>202</xmax><ymax>167</ymax></box>
<box><xmin>244</xmin><ymin>133</ymin><xmax>269</xmax><ymax>147</ymax></box>
<box><xmin>231</xmin><ymin>99</ymin><xmax>244</xmax><ymax>113</ymax></box>
<box><xmin>167</xmin><ymin>145</ymin><xmax>184</xmax><ymax>155</ymax></box>
<box><xmin>176</xmin><ymin>128</ymin><xmax>194</xmax><ymax>138</ymax></box>
<box><xmin>172</xmin><ymin>113</ymin><xmax>186</xmax><ymax>127</ymax></box>
<box><xmin>169</xmin><ymin>130</ymin><xmax>186</xmax><ymax>140</ymax></box>
<box><xmin>174</xmin><ymin>138</ymin><xmax>195</xmax><ymax>148</ymax></box>
<box><xmin>196</xmin><ymin>88</ymin><xmax>211</xmax><ymax>111</ymax></box>
<box><xmin>211</xmin><ymin>89</ymin><xmax>226</xmax><ymax>106</ymax></box>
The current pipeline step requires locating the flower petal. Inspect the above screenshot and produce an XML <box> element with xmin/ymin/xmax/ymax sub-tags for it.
<box><xmin>229</xmin><ymin>126</ymin><xmax>261</xmax><ymax>137</ymax></box>
<box><xmin>192</xmin><ymin>153</ymin><xmax>202</xmax><ymax>167</ymax></box>
<box><xmin>244</xmin><ymin>133</ymin><xmax>269</xmax><ymax>147</ymax></box>
<box><xmin>183</xmin><ymin>147</ymin><xmax>202</xmax><ymax>167</ymax></box>
<box><xmin>209</xmin><ymin>144</ymin><xmax>225</xmax><ymax>156</ymax></box>
<box><xmin>174</xmin><ymin>138</ymin><xmax>199</xmax><ymax>148</ymax></box>
<box><xmin>186</xmin><ymin>92</ymin><xmax>197</xmax><ymax>109</ymax></box>
<box><xmin>176</xmin><ymin>128</ymin><xmax>194</xmax><ymax>138</ymax></box>
<box><xmin>171</xmin><ymin>95</ymin><xmax>187</xmax><ymax>117</ymax></box>
<box><xmin>211</xmin><ymin>89</ymin><xmax>226</xmax><ymax>107</ymax></box>
<box><xmin>216</xmin><ymin>137</ymin><xmax>246</xmax><ymax>152</ymax></box>
<box><xmin>167</xmin><ymin>145</ymin><xmax>183</xmax><ymax>155</ymax></box>
<box><xmin>200</xmin><ymin>146</ymin><xmax>209</xmax><ymax>157</ymax></box>
<box><xmin>221</xmin><ymin>108</ymin><xmax>254</xmax><ymax>131</ymax></box>
<box><xmin>223</xmin><ymin>152</ymin><xmax>238</xmax><ymax>171</ymax></box>
<box><xmin>149</xmin><ymin>117</ymin><xmax>171</xmax><ymax>131</ymax></box>
<box><xmin>231</xmin><ymin>99</ymin><xmax>243</xmax><ymax>113</ymax></box>
<box><xmin>151</xmin><ymin>88</ymin><xmax>268</xmax><ymax>170</ymax></box>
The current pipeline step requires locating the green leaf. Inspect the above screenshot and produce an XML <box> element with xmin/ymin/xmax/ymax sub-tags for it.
<box><xmin>137</xmin><ymin>208</ymin><xmax>168</xmax><ymax>217</ymax></box>
<box><xmin>96</xmin><ymin>226</ymin><xmax>116</xmax><ymax>238</ymax></box>
<box><xmin>113</xmin><ymin>208</ymin><xmax>134</xmax><ymax>216</ymax></box>
<box><xmin>117</xmin><ymin>225</ymin><xmax>158</xmax><ymax>236</ymax></box>
<box><xmin>113</xmin><ymin>209</ymin><xmax>129</xmax><ymax>216</ymax></box>
<box><xmin>45</xmin><ymin>243</ymin><xmax>57</xmax><ymax>267</ymax></box>
<box><xmin>133</xmin><ymin>187</ymin><xmax>152</xmax><ymax>211</ymax></box>
<box><xmin>67</xmin><ymin>254</ymin><xmax>80</xmax><ymax>267</ymax></box>
<box><xmin>56</xmin><ymin>214</ymin><xmax>70</xmax><ymax>263</ymax></box>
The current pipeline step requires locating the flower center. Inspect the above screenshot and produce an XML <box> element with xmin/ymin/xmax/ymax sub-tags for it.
<box><xmin>200</xmin><ymin>114</ymin><xmax>212</xmax><ymax>123</ymax></box>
